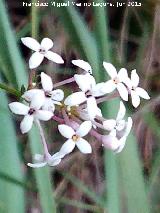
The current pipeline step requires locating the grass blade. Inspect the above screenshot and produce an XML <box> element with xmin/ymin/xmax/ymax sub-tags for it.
<box><xmin>118</xmin><ymin>131</ymin><xmax>150</xmax><ymax>213</ymax></box>
<box><xmin>0</xmin><ymin>0</ymin><xmax>27</xmax><ymax>87</ymax></box>
<box><xmin>0</xmin><ymin>1</ymin><xmax>56</xmax><ymax>212</ymax></box>
<box><xmin>0</xmin><ymin>91</ymin><xmax>25</xmax><ymax>213</ymax></box>
<box><xmin>29</xmin><ymin>127</ymin><xmax>56</xmax><ymax>212</ymax></box>
<box><xmin>54</xmin><ymin>2</ymin><xmax>99</xmax><ymax>72</ymax></box>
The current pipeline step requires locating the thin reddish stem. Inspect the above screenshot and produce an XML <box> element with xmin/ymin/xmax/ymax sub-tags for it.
<box><xmin>53</xmin><ymin>77</ymin><xmax>75</xmax><ymax>88</ymax></box>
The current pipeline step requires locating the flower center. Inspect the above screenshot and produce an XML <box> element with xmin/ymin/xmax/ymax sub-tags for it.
<box><xmin>85</xmin><ymin>90</ymin><xmax>92</xmax><ymax>98</ymax></box>
<box><xmin>113</xmin><ymin>77</ymin><xmax>119</xmax><ymax>84</ymax></box>
<box><xmin>131</xmin><ymin>86</ymin><xmax>136</xmax><ymax>91</ymax></box>
<box><xmin>28</xmin><ymin>108</ymin><xmax>36</xmax><ymax>115</ymax></box>
<box><xmin>72</xmin><ymin>134</ymin><xmax>80</xmax><ymax>142</ymax></box>
<box><xmin>45</xmin><ymin>91</ymin><xmax>52</xmax><ymax>98</ymax></box>
<box><xmin>39</xmin><ymin>48</ymin><xmax>46</xmax><ymax>54</ymax></box>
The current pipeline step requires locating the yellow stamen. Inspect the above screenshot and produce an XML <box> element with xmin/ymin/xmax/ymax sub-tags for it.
<box><xmin>72</xmin><ymin>134</ymin><xmax>80</xmax><ymax>142</ymax></box>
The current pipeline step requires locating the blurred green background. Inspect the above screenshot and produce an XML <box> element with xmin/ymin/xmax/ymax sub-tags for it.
<box><xmin>0</xmin><ymin>0</ymin><xmax>160</xmax><ymax>212</ymax></box>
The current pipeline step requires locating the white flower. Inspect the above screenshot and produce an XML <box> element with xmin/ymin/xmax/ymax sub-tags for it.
<box><xmin>126</xmin><ymin>70</ymin><xmax>150</xmax><ymax>108</ymax></box>
<box><xmin>64</xmin><ymin>73</ymin><xmax>105</xmax><ymax>120</ymax></box>
<box><xmin>58</xmin><ymin>121</ymin><xmax>92</xmax><ymax>155</ymax></box>
<box><xmin>102</xmin><ymin>117</ymin><xmax>132</xmax><ymax>153</ymax></box>
<box><xmin>9</xmin><ymin>95</ymin><xmax>53</xmax><ymax>134</ymax></box>
<box><xmin>102</xmin><ymin>62</ymin><xmax>129</xmax><ymax>101</ymax></box>
<box><xmin>27</xmin><ymin>152</ymin><xmax>63</xmax><ymax>168</ymax></box>
<box><xmin>22</xmin><ymin>72</ymin><xmax>64</xmax><ymax>112</ymax></box>
<box><xmin>103</xmin><ymin>101</ymin><xmax>126</xmax><ymax>136</ymax></box>
<box><xmin>72</xmin><ymin>59</ymin><xmax>92</xmax><ymax>74</ymax></box>
<box><xmin>21</xmin><ymin>37</ymin><xmax>64</xmax><ymax>69</ymax></box>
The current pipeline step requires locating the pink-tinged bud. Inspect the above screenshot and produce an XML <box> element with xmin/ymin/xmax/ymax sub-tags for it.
<box><xmin>102</xmin><ymin>135</ymin><xmax>119</xmax><ymax>151</ymax></box>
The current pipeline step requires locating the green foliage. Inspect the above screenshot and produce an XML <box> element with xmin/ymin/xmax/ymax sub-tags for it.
<box><xmin>0</xmin><ymin>0</ymin><xmax>158</xmax><ymax>212</ymax></box>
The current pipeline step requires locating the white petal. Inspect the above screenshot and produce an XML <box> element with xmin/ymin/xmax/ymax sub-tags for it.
<box><xmin>58</xmin><ymin>124</ymin><xmax>75</xmax><ymax>138</ymax></box>
<box><xmin>103</xmin><ymin>119</ymin><xmax>116</xmax><ymax>131</ymax></box>
<box><xmin>101</xmin><ymin>80</ymin><xmax>116</xmax><ymax>93</ymax></box>
<box><xmin>48</xmin><ymin>159</ymin><xmax>61</xmax><ymax>166</ymax></box>
<box><xmin>72</xmin><ymin>59</ymin><xmax>92</xmax><ymax>74</ymax></box>
<box><xmin>116</xmin><ymin>120</ymin><xmax>126</xmax><ymax>131</ymax></box>
<box><xmin>118</xmin><ymin>68</ymin><xmax>128</xmax><ymax>82</ymax></box>
<box><xmin>115</xmin><ymin>136</ymin><xmax>127</xmax><ymax>153</ymax></box>
<box><xmin>9</xmin><ymin>102</ymin><xmax>29</xmax><ymax>115</ymax></box>
<box><xmin>103</xmin><ymin>62</ymin><xmax>117</xmax><ymax>78</ymax></box>
<box><xmin>27</xmin><ymin>162</ymin><xmax>47</xmax><ymax>168</ymax></box>
<box><xmin>41</xmin><ymin>38</ymin><xmax>53</xmax><ymax>50</ymax></box>
<box><xmin>76</xmin><ymin>138</ymin><xmax>92</xmax><ymax>154</ymax></box>
<box><xmin>34</xmin><ymin>154</ymin><xmax>44</xmax><ymax>162</ymax></box>
<box><xmin>136</xmin><ymin>87</ymin><xmax>150</xmax><ymax>100</ymax></box>
<box><xmin>20</xmin><ymin>115</ymin><xmax>33</xmax><ymax>134</ymax></box>
<box><xmin>35</xmin><ymin>110</ymin><xmax>53</xmax><ymax>121</ymax></box>
<box><xmin>29</xmin><ymin>52</ymin><xmax>44</xmax><ymax>69</ymax></box>
<box><xmin>110</xmin><ymin>129</ymin><xmax>117</xmax><ymax>137</ymax></box>
<box><xmin>41</xmin><ymin>72</ymin><xmax>53</xmax><ymax>91</ymax></box>
<box><xmin>42</xmin><ymin>99</ymin><xmax>55</xmax><ymax>112</ymax></box>
<box><xmin>131</xmin><ymin>69</ymin><xmax>139</xmax><ymax>87</ymax></box>
<box><xmin>116</xmin><ymin>101</ymin><xmax>126</xmax><ymax>121</ymax></box>
<box><xmin>102</xmin><ymin>135</ymin><xmax>119</xmax><ymax>150</ymax></box>
<box><xmin>131</xmin><ymin>90</ymin><xmax>140</xmax><ymax>108</ymax></box>
<box><xmin>117</xmin><ymin>83</ymin><xmax>128</xmax><ymax>101</ymax></box>
<box><xmin>74</xmin><ymin>73</ymin><xmax>96</xmax><ymax>92</ymax></box>
<box><xmin>97</xmin><ymin>107</ymin><xmax>102</xmax><ymax>117</ymax></box>
<box><xmin>76</xmin><ymin>121</ymin><xmax>92</xmax><ymax>137</ymax></box>
<box><xmin>79</xmin><ymin>109</ymin><xmax>90</xmax><ymax>120</ymax></box>
<box><xmin>51</xmin><ymin>89</ymin><xmax>64</xmax><ymax>101</ymax></box>
<box><xmin>30</xmin><ymin>92</ymin><xmax>45</xmax><ymax>109</ymax></box>
<box><xmin>64</xmin><ymin>92</ymin><xmax>86</xmax><ymax>106</ymax></box>
<box><xmin>59</xmin><ymin>139</ymin><xmax>75</xmax><ymax>155</ymax></box>
<box><xmin>45</xmin><ymin>51</ymin><xmax>64</xmax><ymax>64</ymax></box>
<box><xmin>21</xmin><ymin>37</ymin><xmax>40</xmax><ymax>51</ymax></box>
<box><xmin>91</xmin><ymin>82</ymin><xmax>106</xmax><ymax>97</ymax></box>
<box><xmin>125</xmin><ymin>117</ymin><xmax>132</xmax><ymax>136</ymax></box>
<box><xmin>124</xmin><ymin>77</ymin><xmax>133</xmax><ymax>89</ymax></box>
<box><xmin>50</xmin><ymin>152</ymin><xmax>65</xmax><ymax>160</ymax></box>
<box><xmin>22</xmin><ymin>89</ymin><xmax>44</xmax><ymax>102</ymax></box>
<box><xmin>87</xmin><ymin>97</ymin><xmax>98</xmax><ymax>120</ymax></box>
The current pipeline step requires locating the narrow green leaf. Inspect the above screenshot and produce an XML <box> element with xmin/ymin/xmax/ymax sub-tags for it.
<box><xmin>0</xmin><ymin>91</ymin><xmax>25</xmax><ymax>213</ymax></box>
<box><xmin>0</xmin><ymin>0</ymin><xmax>27</xmax><ymax>88</ymax></box>
<box><xmin>29</xmin><ymin>127</ymin><xmax>56</xmax><ymax>212</ymax></box>
<box><xmin>103</xmin><ymin>100</ymin><xmax>121</xmax><ymax>213</ymax></box>
<box><xmin>118</xmin><ymin>131</ymin><xmax>150</xmax><ymax>213</ymax></box>
<box><xmin>53</xmin><ymin>2</ymin><xmax>99</xmax><ymax>72</ymax></box>
<box><xmin>0</xmin><ymin>1</ymin><xmax>56</xmax><ymax>212</ymax></box>
<box><xmin>58</xmin><ymin>197</ymin><xmax>101</xmax><ymax>212</ymax></box>
<box><xmin>61</xmin><ymin>172</ymin><xmax>104</xmax><ymax>207</ymax></box>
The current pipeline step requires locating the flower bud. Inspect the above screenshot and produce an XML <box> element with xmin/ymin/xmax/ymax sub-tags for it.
<box><xmin>102</xmin><ymin>135</ymin><xmax>119</xmax><ymax>151</ymax></box>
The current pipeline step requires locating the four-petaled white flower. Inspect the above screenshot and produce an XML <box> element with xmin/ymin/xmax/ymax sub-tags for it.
<box><xmin>9</xmin><ymin>94</ymin><xmax>53</xmax><ymax>134</ymax></box>
<box><xmin>72</xmin><ymin>59</ymin><xmax>92</xmax><ymax>74</ymax></box>
<box><xmin>64</xmin><ymin>73</ymin><xmax>105</xmax><ymax>120</ymax></box>
<box><xmin>21</xmin><ymin>37</ymin><xmax>64</xmax><ymax>69</ymax></box>
<box><xmin>8</xmin><ymin>51</ymin><xmax>150</xmax><ymax>166</ymax></box>
<box><xmin>27</xmin><ymin>152</ymin><xmax>63</xmax><ymax>168</ymax></box>
<box><xmin>103</xmin><ymin>101</ymin><xmax>126</xmax><ymax>136</ymax></box>
<box><xmin>126</xmin><ymin>70</ymin><xmax>150</xmax><ymax>108</ymax></box>
<box><xmin>22</xmin><ymin>72</ymin><xmax>64</xmax><ymax>112</ymax></box>
<box><xmin>58</xmin><ymin>121</ymin><xmax>92</xmax><ymax>155</ymax></box>
<box><xmin>102</xmin><ymin>62</ymin><xmax>129</xmax><ymax>101</ymax></box>
<box><xmin>102</xmin><ymin>117</ymin><xmax>132</xmax><ymax>153</ymax></box>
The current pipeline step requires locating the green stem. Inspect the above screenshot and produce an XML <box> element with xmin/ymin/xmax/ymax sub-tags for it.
<box><xmin>0</xmin><ymin>83</ymin><xmax>21</xmax><ymax>97</ymax></box>
<box><xmin>31</xmin><ymin>0</ymin><xmax>39</xmax><ymax>38</ymax></box>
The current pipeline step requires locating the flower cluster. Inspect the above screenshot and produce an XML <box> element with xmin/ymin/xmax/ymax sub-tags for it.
<box><xmin>9</xmin><ymin>37</ymin><xmax>150</xmax><ymax>168</ymax></box>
